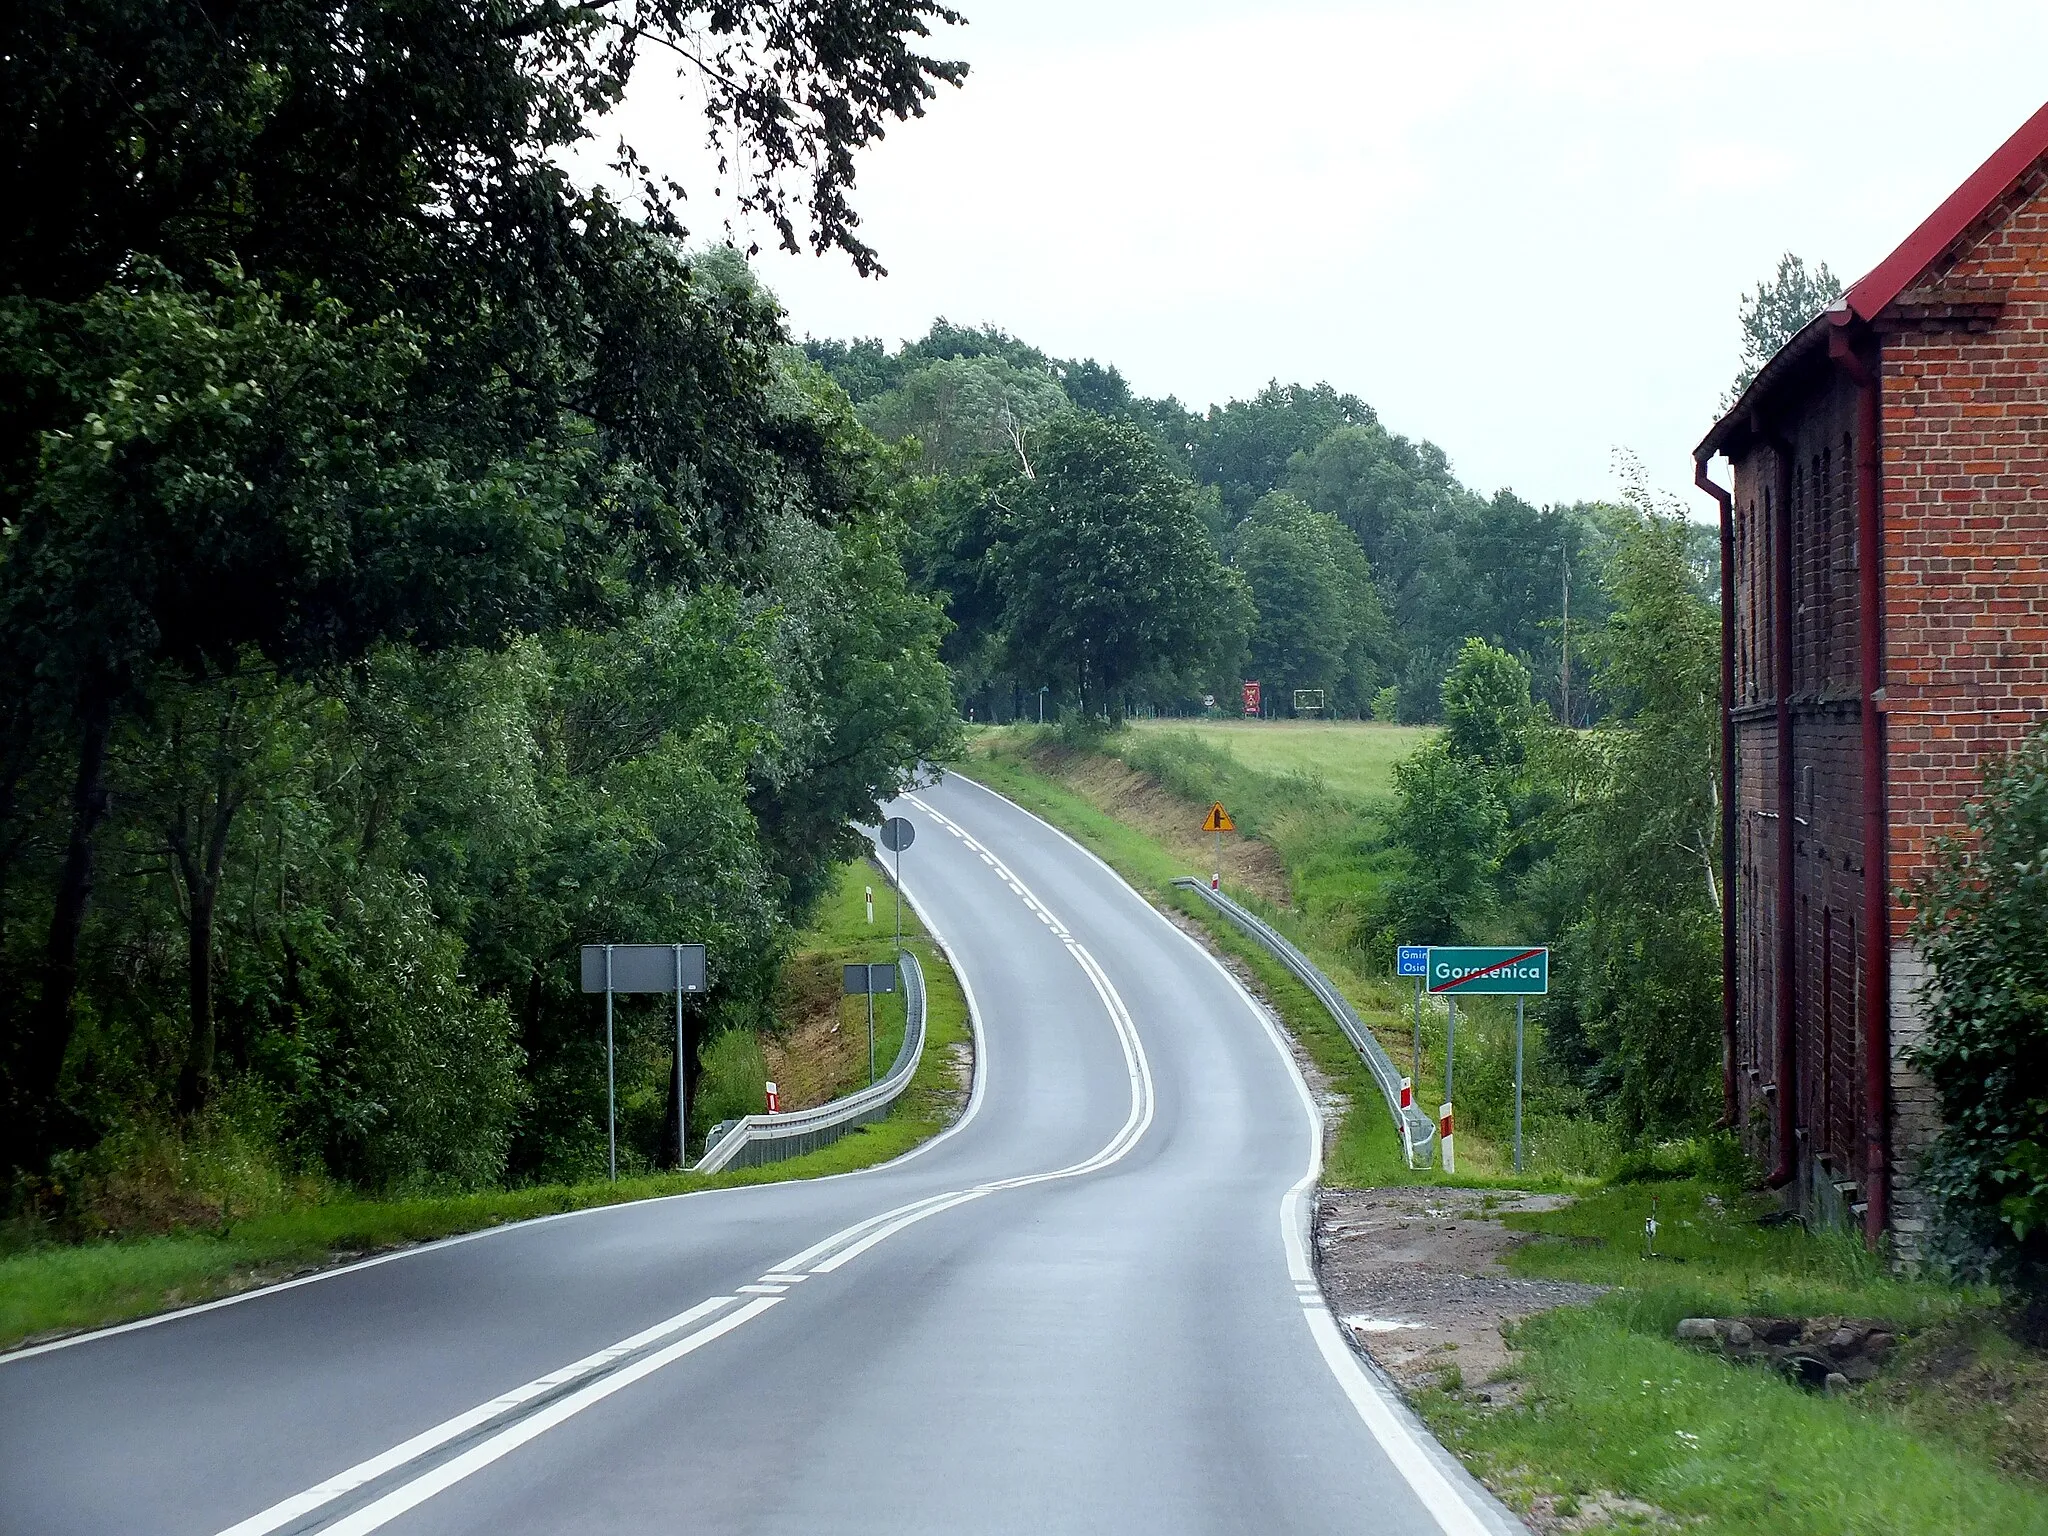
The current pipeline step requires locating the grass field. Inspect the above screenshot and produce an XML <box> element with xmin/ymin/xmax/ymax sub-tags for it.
<box><xmin>1128</xmin><ymin>717</ymin><xmax>1432</xmax><ymax>805</ymax></box>
<box><xmin>0</xmin><ymin>859</ymin><xmax>972</xmax><ymax>1354</ymax></box>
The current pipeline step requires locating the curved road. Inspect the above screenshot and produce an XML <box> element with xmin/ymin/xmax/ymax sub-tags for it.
<box><xmin>0</xmin><ymin>774</ymin><xmax>1518</xmax><ymax>1536</ymax></box>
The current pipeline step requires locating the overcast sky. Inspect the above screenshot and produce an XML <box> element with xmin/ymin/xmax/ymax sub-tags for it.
<box><xmin>586</xmin><ymin>1</ymin><xmax>2048</xmax><ymax>512</ymax></box>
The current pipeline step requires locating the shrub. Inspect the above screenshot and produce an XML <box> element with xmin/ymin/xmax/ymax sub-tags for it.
<box><xmin>290</xmin><ymin>873</ymin><xmax>527</xmax><ymax>1192</ymax></box>
<box><xmin>1908</xmin><ymin>724</ymin><xmax>2048</xmax><ymax>1287</ymax></box>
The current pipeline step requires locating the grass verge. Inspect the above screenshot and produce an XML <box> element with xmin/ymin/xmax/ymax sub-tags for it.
<box><xmin>0</xmin><ymin>860</ymin><xmax>972</xmax><ymax>1355</ymax></box>
<box><xmin>1414</xmin><ymin>1179</ymin><xmax>2048</xmax><ymax>1532</ymax></box>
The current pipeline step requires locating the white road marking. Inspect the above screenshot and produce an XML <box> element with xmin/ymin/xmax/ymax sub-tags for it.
<box><xmin>211</xmin><ymin>1297</ymin><xmax>738</xmax><ymax>1536</ymax></box>
<box><xmin>205</xmin><ymin>792</ymin><xmax>1154</xmax><ymax>1536</ymax></box>
<box><xmin>314</xmin><ymin>1298</ymin><xmax>782</xmax><ymax>1536</ymax></box>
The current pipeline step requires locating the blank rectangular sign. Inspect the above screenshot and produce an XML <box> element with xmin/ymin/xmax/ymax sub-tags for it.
<box><xmin>580</xmin><ymin>944</ymin><xmax>707</xmax><ymax>994</ymax></box>
<box><xmin>842</xmin><ymin>962</ymin><xmax>897</xmax><ymax>995</ymax></box>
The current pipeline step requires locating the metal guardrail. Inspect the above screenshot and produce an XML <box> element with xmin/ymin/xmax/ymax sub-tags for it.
<box><xmin>695</xmin><ymin>949</ymin><xmax>928</xmax><ymax>1174</ymax></box>
<box><xmin>1172</xmin><ymin>879</ymin><xmax>1436</xmax><ymax>1168</ymax></box>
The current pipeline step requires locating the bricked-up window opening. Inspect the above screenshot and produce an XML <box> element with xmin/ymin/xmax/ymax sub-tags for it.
<box><xmin>1792</xmin><ymin>463</ymin><xmax>1807</xmax><ymax>694</ymax></box>
<box><xmin>1737</xmin><ymin>500</ymin><xmax>1752</xmax><ymax>700</ymax></box>
<box><xmin>1840</xmin><ymin>433</ymin><xmax>1856</xmax><ymax>577</ymax></box>
<box><xmin>1817</xmin><ymin>449</ymin><xmax>1833</xmax><ymax>689</ymax></box>
<box><xmin>1761</xmin><ymin>484</ymin><xmax>1775</xmax><ymax>702</ymax></box>
<box><xmin>1848</xmin><ymin>911</ymin><xmax>1858</xmax><ymax>1162</ymax></box>
<box><xmin>1821</xmin><ymin>905</ymin><xmax>1835</xmax><ymax>1159</ymax></box>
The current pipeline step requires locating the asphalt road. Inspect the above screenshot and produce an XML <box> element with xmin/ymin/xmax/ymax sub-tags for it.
<box><xmin>0</xmin><ymin>773</ymin><xmax>1520</xmax><ymax>1536</ymax></box>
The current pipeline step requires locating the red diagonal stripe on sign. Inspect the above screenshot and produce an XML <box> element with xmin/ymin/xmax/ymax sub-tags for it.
<box><xmin>1429</xmin><ymin>947</ymin><xmax>1544</xmax><ymax>993</ymax></box>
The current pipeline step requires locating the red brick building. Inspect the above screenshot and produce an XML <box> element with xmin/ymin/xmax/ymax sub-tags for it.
<box><xmin>1696</xmin><ymin>102</ymin><xmax>2048</xmax><ymax>1254</ymax></box>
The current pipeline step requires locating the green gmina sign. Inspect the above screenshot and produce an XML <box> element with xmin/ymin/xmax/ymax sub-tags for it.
<box><xmin>1425</xmin><ymin>946</ymin><xmax>1549</xmax><ymax>995</ymax></box>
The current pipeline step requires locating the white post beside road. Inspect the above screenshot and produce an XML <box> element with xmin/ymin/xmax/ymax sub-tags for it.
<box><xmin>1439</xmin><ymin>1102</ymin><xmax>1456</xmax><ymax>1174</ymax></box>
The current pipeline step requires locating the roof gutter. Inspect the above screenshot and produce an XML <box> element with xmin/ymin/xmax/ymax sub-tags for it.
<box><xmin>1828</xmin><ymin>317</ymin><xmax>1892</xmax><ymax>1249</ymax></box>
<box><xmin>1695</xmin><ymin>456</ymin><xmax>1739</xmax><ymax>1131</ymax></box>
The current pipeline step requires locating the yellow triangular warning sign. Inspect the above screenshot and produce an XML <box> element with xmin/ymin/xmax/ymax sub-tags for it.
<box><xmin>1202</xmin><ymin>802</ymin><xmax>1235</xmax><ymax>833</ymax></box>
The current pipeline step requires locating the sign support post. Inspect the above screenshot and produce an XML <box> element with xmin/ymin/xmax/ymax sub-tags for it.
<box><xmin>1202</xmin><ymin>802</ymin><xmax>1234</xmax><ymax>891</ymax></box>
<box><xmin>879</xmin><ymin>816</ymin><xmax>916</xmax><ymax>960</ymax></box>
<box><xmin>1444</xmin><ymin>996</ymin><xmax>1456</xmax><ymax>1109</ymax></box>
<box><xmin>580</xmin><ymin>943</ymin><xmax>709</xmax><ymax>1183</ymax></box>
<box><xmin>684</xmin><ymin>950</ymin><xmax>700</xmax><ymax>1163</ymax></box>
<box><xmin>1514</xmin><ymin>995</ymin><xmax>1526</xmax><ymax>1174</ymax></box>
<box><xmin>1412</xmin><ymin>979</ymin><xmax>1424</xmax><ymax>1090</ymax></box>
<box><xmin>605</xmin><ymin>945</ymin><xmax>616</xmax><ymax>1182</ymax></box>
<box><xmin>1423</xmin><ymin>945</ymin><xmax>1550</xmax><ymax>1181</ymax></box>
<box><xmin>842</xmin><ymin>961</ymin><xmax>898</xmax><ymax>1089</ymax></box>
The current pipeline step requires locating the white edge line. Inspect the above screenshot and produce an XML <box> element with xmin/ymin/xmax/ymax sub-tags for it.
<box><xmin>942</xmin><ymin>769</ymin><xmax>1520</xmax><ymax>1536</ymax></box>
<box><xmin>3</xmin><ymin>820</ymin><xmax>991</xmax><ymax>1370</ymax></box>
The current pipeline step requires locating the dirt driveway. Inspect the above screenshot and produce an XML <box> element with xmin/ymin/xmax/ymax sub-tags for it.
<box><xmin>1316</xmin><ymin>1186</ymin><xmax>1606</xmax><ymax>1399</ymax></box>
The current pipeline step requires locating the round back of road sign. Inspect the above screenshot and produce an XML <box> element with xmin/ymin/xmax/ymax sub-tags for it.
<box><xmin>879</xmin><ymin>816</ymin><xmax>916</xmax><ymax>852</ymax></box>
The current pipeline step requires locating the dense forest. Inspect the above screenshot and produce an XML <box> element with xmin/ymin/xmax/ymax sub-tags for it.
<box><xmin>805</xmin><ymin>323</ymin><xmax>1718</xmax><ymax>726</ymax></box>
<box><xmin>0</xmin><ymin>0</ymin><xmax>968</xmax><ymax>1207</ymax></box>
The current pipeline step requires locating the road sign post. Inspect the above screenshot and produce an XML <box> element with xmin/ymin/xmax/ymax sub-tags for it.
<box><xmin>843</xmin><ymin>961</ymin><xmax>897</xmax><ymax>1086</ymax></box>
<box><xmin>1396</xmin><ymin>945</ymin><xmax>1428</xmax><ymax>1094</ymax></box>
<box><xmin>581</xmin><ymin>943</ymin><xmax>708</xmax><ymax>1177</ymax></box>
<box><xmin>880</xmin><ymin>816</ymin><xmax>915</xmax><ymax>957</ymax></box>
<box><xmin>1202</xmin><ymin>802</ymin><xmax>1234</xmax><ymax>891</ymax></box>
<box><xmin>1515</xmin><ymin>995</ymin><xmax>1526</xmax><ymax>1174</ymax></box>
<box><xmin>1425</xmin><ymin>946</ymin><xmax>1549</xmax><ymax>1179</ymax></box>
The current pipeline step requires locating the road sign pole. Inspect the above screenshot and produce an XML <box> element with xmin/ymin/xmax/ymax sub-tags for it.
<box><xmin>866</xmin><ymin>983</ymin><xmax>876</xmax><ymax>1086</ymax></box>
<box><xmin>894</xmin><ymin>841</ymin><xmax>903</xmax><ymax>955</ymax></box>
<box><xmin>1412</xmin><ymin>978</ymin><xmax>1423</xmax><ymax>1089</ymax></box>
<box><xmin>1514</xmin><ymin>995</ymin><xmax>1525</xmax><ymax>1175</ymax></box>
<box><xmin>605</xmin><ymin>944</ymin><xmax>616</xmax><ymax>1183</ymax></box>
<box><xmin>675</xmin><ymin>946</ymin><xmax>692</xmax><ymax>1164</ymax></box>
<box><xmin>1444</xmin><ymin>996</ymin><xmax>1456</xmax><ymax>1106</ymax></box>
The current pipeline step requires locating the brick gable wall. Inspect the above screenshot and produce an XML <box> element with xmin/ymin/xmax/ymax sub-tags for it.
<box><xmin>1878</xmin><ymin>162</ymin><xmax>2048</xmax><ymax>1250</ymax></box>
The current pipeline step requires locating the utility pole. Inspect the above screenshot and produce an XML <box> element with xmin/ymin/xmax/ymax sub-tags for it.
<box><xmin>1560</xmin><ymin>548</ymin><xmax>1572</xmax><ymax>728</ymax></box>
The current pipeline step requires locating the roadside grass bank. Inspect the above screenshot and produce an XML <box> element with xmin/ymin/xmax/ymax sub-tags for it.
<box><xmin>0</xmin><ymin>859</ymin><xmax>971</xmax><ymax>1356</ymax></box>
<box><xmin>962</xmin><ymin>726</ymin><xmax>1588</xmax><ymax>1184</ymax></box>
<box><xmin>957</xmin><ymin>730</ymin><xmax>2048</xmax><ymax>1531</ymax></box>
<box><xmin>1414</xmin><ymin>1177</ymin><xmax>2048</xmax><ymax>1532</ymax></box>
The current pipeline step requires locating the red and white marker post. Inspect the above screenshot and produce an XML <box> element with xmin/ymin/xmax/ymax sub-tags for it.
<box><xmin>1438</xmin><ymin>1102</ymin><xmax>1456</xmax><ymax>1174</ymax></box>
<box><xmin>1399</xmin><ymin>1076</ymin><xmax>1413</xmax><ymax>1110</ymax></box>
<box><xmin>765</xmin><ymin>1080</ymin><xmax>780</xmax><ymax>1114</ymax></box>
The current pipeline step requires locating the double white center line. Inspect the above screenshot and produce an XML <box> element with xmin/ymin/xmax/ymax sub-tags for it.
<box><xmin>213</xmin><ymin>798</ymin><xmax>1154</xmax><ymax>1536</ymax></box>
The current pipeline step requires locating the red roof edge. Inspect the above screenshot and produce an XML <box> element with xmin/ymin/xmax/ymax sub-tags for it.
<box><xmin>1842</xmin><ymin>98</ymin><xmax>2048</xmax><ymax>321</ymax></box>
